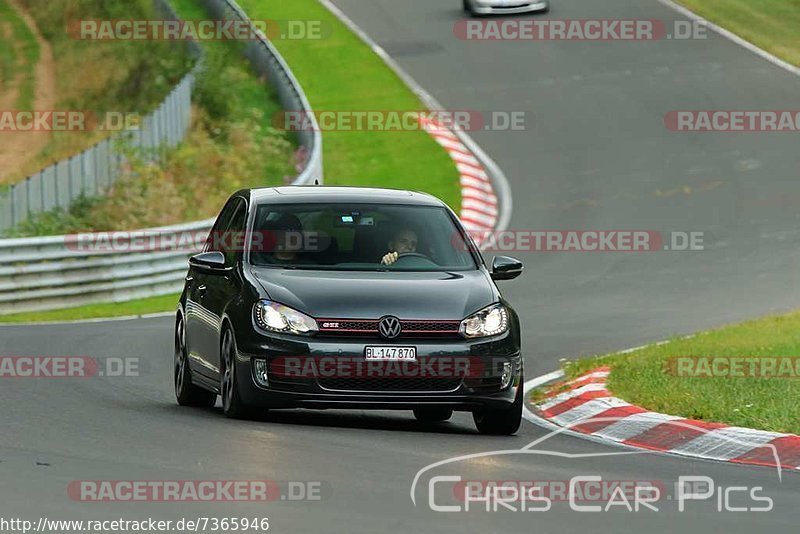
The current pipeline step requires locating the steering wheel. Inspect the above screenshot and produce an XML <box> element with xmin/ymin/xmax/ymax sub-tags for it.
<box><xmin>391</xmin><ymin>252</ymin><xmax>437</xmax><ymax>266</ymax></box>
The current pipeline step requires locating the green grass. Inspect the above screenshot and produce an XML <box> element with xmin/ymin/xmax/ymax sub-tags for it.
<box><xmin>0</xmin><ymin>29</ymin><xmax>13</xmax><ymax>94</ymax></box>
<box><xmin>0</xmin><ymin>0</ymin><xmax>39</xmax><ymax>110</ymax></box>
<box><xmin>0</xmin><ymin>293</ymin><xmax>180</xmax><ymax>323</ymax></box>
<box><xmin>678</xmin><ymin>0</ymin><xmax>800</xmax><ymax>67</ymax></box>
<box><xmin>548</xmin><ymin>311</ymin><xmax>800</xmax><ymax>435</ymax></box>
<box><xmin>237</xmin><ymin>0</ymin><xmax>461</xmax><ymax>210</ymax></box>
<box><xmin>0</xmin><ymin>1</ymin><xmax>21</xmax><ymax>97</ymax></box>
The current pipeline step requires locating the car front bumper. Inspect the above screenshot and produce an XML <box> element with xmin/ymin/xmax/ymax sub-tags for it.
<box><xmin>235</xmin><ymin>330</ymin><xmax>522</xmax><ymax>411</ymax></box>
<box><xmin>470</xmin><ymin>0</ymin><xmax>549</xmax><ymax>15</ymax></box>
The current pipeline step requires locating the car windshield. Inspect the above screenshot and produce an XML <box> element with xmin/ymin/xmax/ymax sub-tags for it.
<box><xmin>248</xmin><ymin>203</ymin><xmax>477</xmax><ymax>271</ymax></box>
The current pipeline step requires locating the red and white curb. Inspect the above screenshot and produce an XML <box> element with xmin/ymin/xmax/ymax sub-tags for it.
<box><xmin>529</xmin><ymin>367</ymin><xmax>800</xmax><ymax>471</ymax></box>
<box><xmin>418</xmin><ymin>117</ymin><xmax>498</xmax><ymax>233</ymax></box>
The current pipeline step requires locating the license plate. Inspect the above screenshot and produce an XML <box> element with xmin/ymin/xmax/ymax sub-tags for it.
<box><xmin>364</xmin><ymin>346</ymin><xmax>417</xmax><ymax>361</ymax></box>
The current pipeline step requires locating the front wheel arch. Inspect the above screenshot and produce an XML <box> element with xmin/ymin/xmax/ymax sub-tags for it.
<box><xmin>219</xmin><ymin>322</ymin><xmax>255</xmax><ymax>418</ymax></box>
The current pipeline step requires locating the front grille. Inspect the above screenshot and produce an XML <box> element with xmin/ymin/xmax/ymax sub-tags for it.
<box><xmin>402</xmin><ymin>320</ymin><xmax>460</xmax><ymax>332</ymax></box>
<box><xmin>320</xmin><ymin>319</ymin><xmax>378</xmax><ymax>333</ymax></box>
<box><xmin>493</xmin><ymin>3</ymin><xmax>534</xmax><ymax>9</ymax></box>
<box><xmin>318</xmin><ymin>376</ymin><xmax>462</xmax><ymax>392</ymax></box>
<box><xmin>317</xmin><ymin>318</ymin><xmax>461</xmax><ymax>338</ymax></box>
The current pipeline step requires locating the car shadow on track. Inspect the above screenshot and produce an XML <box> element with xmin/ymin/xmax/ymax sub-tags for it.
<box><xmin>163</xmin><ymin>402</ymin><xmax>481</xmax><ymax>435</ymax></box>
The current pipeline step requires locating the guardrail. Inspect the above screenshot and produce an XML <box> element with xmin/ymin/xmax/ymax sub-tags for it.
<box><xmin>0</xmin><ymin>0</ymin><xmax>203</xmax><ymax>232</ymax></box>
<box><xmin>0</xmin><ymin>0</ymin><xmax>322</xmax><ymax>315</ymax></box>
<box><xmin>0</xmin><ymin>218</ymin><xmax>214</xmax><ymax>313</ymax></box>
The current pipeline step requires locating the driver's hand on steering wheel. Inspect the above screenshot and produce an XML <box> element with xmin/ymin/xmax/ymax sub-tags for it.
<box><xmin>381</xmin><ymin>251</ymin><xmax>399</xmax><ymax>265</ymax></box>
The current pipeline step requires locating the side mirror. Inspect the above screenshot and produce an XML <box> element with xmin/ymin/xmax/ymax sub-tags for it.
<box><xmin>491</xmin><ymin>256</ymin><xmax>523</xmax><ymax>281</ymax></box>
<box><xmin>189</xmin><ymin>251</ymin><xmax>229</xmax><ymax>273</ymax></box>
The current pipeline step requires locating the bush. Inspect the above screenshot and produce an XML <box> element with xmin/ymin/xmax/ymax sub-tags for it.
<box><xmin>3</xmin><ymin>194</ymin><xmax>101</xmax><ymax>237</ymax></box>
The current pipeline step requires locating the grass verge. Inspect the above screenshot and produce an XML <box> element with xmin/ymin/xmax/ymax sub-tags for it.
<box><xmin>0</xmin><ymin>293</ymin><xmax>180</xmax><ymax>323</ymax></box>
<box><xmin>237</xmin><ymin>0</ymin><xmax>461</xmax><ymax>209</ymax></box>
<box><xmin>548</xmin><ymin>311</ymin><xmax>800</xmax><ymax>435</ymax></box>
<box><xmin>677</xmin><ymin>0</ymin><xmax>800</xmax><ymax>67</ymax></box>
<box><xmin>0</xmin><ymin>0</ymin><xmax>38</xmax><ymax>110</ymax></box>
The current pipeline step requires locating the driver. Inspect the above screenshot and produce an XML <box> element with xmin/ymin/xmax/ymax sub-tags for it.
<box><xmin>260</xmin><ymin>213</ymin><xmax>312</xmax><ymax>264</ymax></box>
<box><xmin>380</xmin><ymin>229</ymin><xmax>419</xmax><ymax>265</ymax></box>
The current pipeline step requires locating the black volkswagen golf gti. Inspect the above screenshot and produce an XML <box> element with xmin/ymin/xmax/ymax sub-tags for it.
<box><xmin>174</xmin><ymin>186</ymin><xmax>525</xmax><ymax>434</ymax></box>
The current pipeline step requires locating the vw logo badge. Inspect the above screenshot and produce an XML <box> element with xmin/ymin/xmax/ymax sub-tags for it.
<box><xmin>378</xmin><ymin>316</ymin><xmax>402</xmax><ymax>339</ymax></box>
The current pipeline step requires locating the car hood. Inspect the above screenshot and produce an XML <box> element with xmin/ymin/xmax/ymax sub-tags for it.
<box><xmin>250</xmin><ymin>267</ymin><xmax>497</xmax><ymax>320</ymax></box>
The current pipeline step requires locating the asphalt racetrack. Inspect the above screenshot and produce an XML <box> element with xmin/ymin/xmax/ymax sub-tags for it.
<box><xmin>2</xmin><ymin>0</ymin><xmax>799</xmax><ymax>531</ymax></box>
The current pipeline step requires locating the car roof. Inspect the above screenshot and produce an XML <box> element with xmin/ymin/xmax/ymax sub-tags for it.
<box><xmin>244</xmin><ymin>186</ymin><xmax>446</xmax><ymax>207</ymax></box>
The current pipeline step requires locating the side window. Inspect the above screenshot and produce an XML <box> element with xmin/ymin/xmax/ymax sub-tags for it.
<box><xmin>222</xmin><ymin>200</ymin><xmax>247</xmax><ymax>265</ymax></box>
<box><xmin>205</xmin><ymin>198</ymin><xmax>239</xmax><ymax>253</ymax></box>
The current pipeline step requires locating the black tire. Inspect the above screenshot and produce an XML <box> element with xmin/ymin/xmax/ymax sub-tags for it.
<box><xmin>463</xmin><ymin>0</ymin><xmax>474</xmax><ymax>16</ymax></box>
<box><xmin>413</xmin><ymin>407</ymin><xmax>454</xmax><ymax>423</ymax></box>
<box><xmin>175</xmin><ymin>314</ymin><xmax>217</xmax><ymax>408</ymax></box>
<box><xmin>473</xmin><ymin>374</ymin><xmax>523</xmax><ymax>435</ymax></box>
<box><xmin>220</xmin><ymin>328</ymin><xmax>255</xmax><ymax>419</ymax></box>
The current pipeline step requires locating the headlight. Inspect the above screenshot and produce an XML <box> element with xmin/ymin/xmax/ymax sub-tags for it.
<box><xmin>460</xmin><ymin>303</ymin><xmax>509</xmax><ymax>338</ymax></box>
<box><xmin>253</xmin><ymin>300</ymin><xmax>318</xmax><ymax>335</ymax></box>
